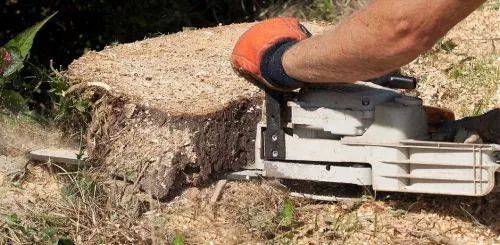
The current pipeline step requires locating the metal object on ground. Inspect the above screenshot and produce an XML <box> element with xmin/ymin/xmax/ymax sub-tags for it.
<box><xmin>30</xmin><ymin>148</ymin><xmax>87</xmax><ymax>165</ymax></box>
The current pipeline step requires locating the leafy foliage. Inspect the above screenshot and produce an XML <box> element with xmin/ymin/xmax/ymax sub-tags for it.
<box><xmin>448</xmin><ymin>58</ymin><xmax>499</xmax><ymax>117</ymax></box>
<box><xmin>4</xmin><ymin>12</ymin><xmax>57</xmax><ymax>64</ymax></box>
<box><xmin>0</xmin><ymin>1</ymin><xmax>264</xmax><ymax>118</ymax></box>
<box><xmin>3</xmin><ymin>213</ymin><xmax>19</xmax><ymax>226</ymax></box>
<box><xmin>172</xmin><ymin>233</ymin><xmax>185</xmax><ymax>245</ymax></box>
<box><xmin>0</xmin><ymin>13</ymin><xmax>56</xmax><ymax>113</ymax></box>
<box><xmin>125</xmin><ymin>170</ymin><xmax>138</xmax><ymax>182</ymax></box>
<box><xmin>279</xmin><ymin>199</ymin><xmax>294</xmax><ymax>227</ymax></box>
<box><xmin>61</xmin><ymin>170</ymin><xmax>100</xmax><ymax>202</ymax></box>
<box><xmin>0</xmin><ymin>1</ymin><xmax>261</xmax><ymax>68</ymax></box>
<box><xmin>324</xmin><ymin>211</ymin><xmax>361</xmax><ymax>238</ymax></box>
<box><xmin>1</xmin><ymin>212</ymin><xmax>72</xmax><ymax>243</ymax></box>
<box><xmin>0</xmin><ymin>0</ymin><xmax>368</xmax><ymax>118</ymax></box>
<box><xmin>0</xmin><ymin>89</ymin><xmax>29</xmax><ymax>113</ymax></box>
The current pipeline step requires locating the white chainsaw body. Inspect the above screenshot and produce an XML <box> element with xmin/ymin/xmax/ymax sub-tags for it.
<box><xmin>242</xmin><ymin>81</ymin><xmax>500</xmax><ymax>196</ymax></box>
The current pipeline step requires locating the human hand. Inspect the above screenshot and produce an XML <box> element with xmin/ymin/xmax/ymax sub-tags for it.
<box><xmin>231</xmin><ymin>17</ymin><xmax>311</xmax><ymax>91</ymax></box>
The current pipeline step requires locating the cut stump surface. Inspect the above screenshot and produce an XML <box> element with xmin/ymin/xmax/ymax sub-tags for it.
<box><xmin>67</xmin><ymin>22</ymin><xmax>328</xmax><ymax>198</ymax></box>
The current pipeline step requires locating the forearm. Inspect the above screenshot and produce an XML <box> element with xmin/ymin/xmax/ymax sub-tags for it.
<box><xmin>282</xmin><ymin>0</ymin><xmax>486</xmax><ymax>83</ymax></box>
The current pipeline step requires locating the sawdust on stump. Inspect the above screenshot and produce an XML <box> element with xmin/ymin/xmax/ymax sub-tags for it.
<box><xmin>67</xmin><ymin>22</ymin><xmax>328</xmax><ymax>199</ymax></box>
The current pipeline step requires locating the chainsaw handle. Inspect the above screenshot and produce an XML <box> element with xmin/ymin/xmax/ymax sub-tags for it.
<box><xmin>371</xmin><ymin>75</ymin><xmax>417</xmax><ymax>89</ymax></box>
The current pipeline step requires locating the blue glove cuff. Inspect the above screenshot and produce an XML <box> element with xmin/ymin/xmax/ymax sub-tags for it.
<box><xmin>260</xmin><ymin>40</ymin><xmax>304</xmax><ymax>90</ymax></box>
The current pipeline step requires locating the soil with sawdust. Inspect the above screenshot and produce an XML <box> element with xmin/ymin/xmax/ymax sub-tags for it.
<box><xmin>0</xmin><ymin>113</ymin><xmax>76</xmax><ymax>228</ymax></box>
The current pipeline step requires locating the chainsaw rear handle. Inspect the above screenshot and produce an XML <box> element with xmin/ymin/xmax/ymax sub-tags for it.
<box><xmin>370</xmin><ymin>75</ymin><xmax>417</xmax><ymax>89</ymax></box>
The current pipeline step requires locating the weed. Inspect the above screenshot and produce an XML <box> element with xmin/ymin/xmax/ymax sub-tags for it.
<box><xmin>47</xmin><ymin>66</ymin><xmax>93</xmax><ymax>132</ymax></box>
<box><xmin>126</xmin><ymin>170</ymin><xmax>138</xmax><ymax>182</ymax></box>
<box><xmin>172</xmin><ymin>232</ymin><xmax>185</xmax><ymax>245</ymax></box>
<box><xmin>1</xmin><ymin>212</ymin><xmax>72</xmax><ymax>243</ymax></box>
<box><xmin>459</xmin><ymin>204</ymin><xmax>486</xmax><ymax>228</ymax></box>
<box><xmin>439</xmin><ymin>39</ymin><xmax>458</xmax><ymax>52</ymax></box>
<box><xmin>61</xmin><ymin>169</ymin><xmax>100</xmax><ymax>202</ymax></box>
<box><xmin>249</xmin><ymin>209</ymin><xmax>277</xmax><ymax>237</ymax></box>
<box><xmin>0</xmin><ymin>13</ymin><xmax>56</xmax><ymax>114</ymax></box>
<box><xmin>75</xmin><ymin>128</ymin><xmax>85</xmax><ymax>161</ymax></box>
<box><xmin>361</xmin><ymin>186</ymin><xmax>375</xmax><ymax>200</ymax></box>
<box><xmin>313</xmin><ymin>0</ymin><xmax>336</xmax><ymax>20</ymax></box>
<box><xmin>424</xmin><ymin>38</ymin><xmax>459</xmax><ymax>57</ymax></box>
<box><xmin>51</xmin><ymin>127</ymin><xmax>97</xmax><ymax>202</ymax></box>
<box><xmin>471</xmin><ymin>100</ymin><xmax>487</xmax><ymax>116</ymax></box>
<box><xmin>1</xmin><ymin>57</ymin><xmax>92</xmax><ymax>139</ymax></box>
<box><xmin>481</xmin><ymin>0</ymin><xmax>500</xmax><ymax>10</ymax></box>
<box><xmin>449</xmin><ymin>66</ymin><xmax>463</xmax><ymax>79</ymax></box>
<box><xmin>3</xmin><ymin>213</ymin><xmax>18</xmax><ymax>225</ymax></box>
<box><xmin>0</xmin><ymin>89</ymin><xmax>29</xmax><ymax>113</ymax></box>
<box><xmin>419</xmin><ymin>75</ymin><xmax>429</xmax><ymax>84</ymax></box>
<box><xmin>279</xmin><ymin>199</ymin><xmax>294</xmax><ymax>228</ymax></box>
<box><xmin>245</xmin><ymin>194</ymin><xmax>300</xmax><ymax>240</ymax></box>
<box><xmin>389</xmin><ymin>207</ymin><xmax>407</xmax><ymax>218</ymax></box>
<box><xmin>324</xmin><ymin>211</ymin><xmax>361</xmax><ymax>238</ymax></box>
<box><xmin>447</xmin><ymin>58</ymin><xmax>499</xmax><ymax>117</ymax></box>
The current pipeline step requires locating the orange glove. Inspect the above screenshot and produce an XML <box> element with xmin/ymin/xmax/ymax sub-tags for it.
<box><xmin>231</xmin><ymin>17</ymin><xmax>311</xmax><ymax>91</ymax></box>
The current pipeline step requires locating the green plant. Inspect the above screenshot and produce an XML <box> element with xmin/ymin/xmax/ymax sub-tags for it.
<box><xmin>449</xmin><ymin>58</ymin><xmax>499</xmax><ymax>117</ymax></box>
<box><xmin>44</xmin><ymin>67</ymin><xmax>92</xmax><ymax>130</ymax></box>
<box><xmin>58</xmin><ymin>165</ymin><xmax>101</xmax><ymax>203</ymax></box>
<box><xmin>324</xmin><ymin>211</ymin><xmax>361</xmax><ymax>238</ymax></box>
<box><xmin>449</xmin><ymin>66</ymin><xmax>463</xmax><ymax>79</ymax></box>
<box><xmin>0</xmin><ymin>89</ymin><xmax>29</xmax><ymax>113</ymax></box>
<box><xmin>279</xmin><ymin>199</ymin><xmax>294</xmax><ymax>228</ymax></box>
<box><xmin>439</xmin><ymin>39</ymin><xmax>458</xmax><ymax>52</ymax></box>
<box><xmin>59</xmin><ymin>132</ymin><xmax>97</xmax><ymax>203</ymax></box>
<box><xmin>3</xmin><ymin>213</ymin><xmax>19</xmax><ymax>226</ymax></box>
<box><xmin>481</xmin><ymin>0</ymin><xmax>500</xmax><ymax>10</ymax></box>
<box><xmin>1</xmin><ymin>212</ymin><xmax>72</xmax><ymax>243</ymax></box>
<box><xmin>0</xmin><ymin>12</ymin><xmax>92</xmax><ymax>136</ymax></box>
<box><xmin>125</xmin><ymin>170</ymin><xmax>138</xmax><ymax>182</ymax></box>
<box><xmin>172</xmin><ymin>232</ymin><xmax>184</xmax><ymax>245</ymax></box>
<box><xmin>26</xmin><ymin>63</ymin><xmax>93</xmax><ymax>132</ymax></box>
<box><xmin>314</xmin><ymin>0</ymin><xmax>336</xmax><ymax>20</ymax></box>
<box><xmin>47</xmin><ymin>125</ymin><xmax>96</xmax><ymax>203</ymax></box>
<box><xmin>75</xmin><ymin>128</ymin><xmax>85</xmax><ymax>161</ymax></box>
<box><xmin>0</xmin><ymin>12</ymin><xmax>56</xmax><ymax>112</ymax></box>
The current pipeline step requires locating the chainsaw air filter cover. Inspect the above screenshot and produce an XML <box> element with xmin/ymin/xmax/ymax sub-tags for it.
<box><xmin>288</xmin><ymin>82</ymin><xmax>422</xmax><ymax>137</ymax></box>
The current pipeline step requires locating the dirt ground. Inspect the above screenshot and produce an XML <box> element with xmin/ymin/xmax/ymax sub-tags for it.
<box><xmin>1</xmin><ymin>4</ymin><xmax>499</xmax><ymax>245</ymax></box>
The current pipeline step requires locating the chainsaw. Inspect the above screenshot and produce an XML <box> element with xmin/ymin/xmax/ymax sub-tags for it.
<box><xmin>231</xmin><ymin>75</ymin><xmax>500</xmax><ymax>198</ymax></box>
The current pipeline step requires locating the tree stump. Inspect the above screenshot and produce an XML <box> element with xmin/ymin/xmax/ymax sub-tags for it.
<box><xmin>67</xmin><ymin>22</ymin><xmax>327</xmax><ymax>199</ymax></box>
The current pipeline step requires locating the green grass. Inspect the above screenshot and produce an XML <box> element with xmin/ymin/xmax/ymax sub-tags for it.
<box><xmin>1</xmin><ymin>212</ymin><xmax>72</xmax><ymax>244</ymax></box>
<box><xmin>324</xmin><ymin>211</ymin><xmax>362</xmax><ymax>239</ymax></box>
<box><xmin>45</xmin><ymin>66</ymin><xmax>93</xmax><ymax>132</ymax></box>
<box><xmin>481</xmin><ymin>0</ymin><xmax>500</xmax><ymax>10</ymax></box>
<box><xmin>172</xmin><ymin>233</ymin><xmax>184</xmax><ymax>245</ymax></box>
<box><xmin>279</xmin><ymin>199</ymin><xmax>294</xmax><ymax>228</ymax></box>
<box><xmin>448</xmin><ymin>57</ymin><xmax>499</xmax><ymax>116</ymax></box>
<box><xmin>61</xmin><ymin>170</ymin><xmax>100</xmax><ymax>202</ymax></box>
